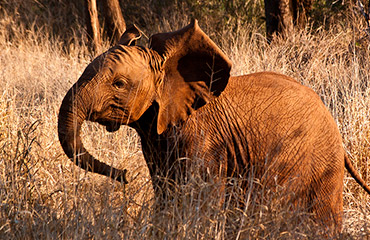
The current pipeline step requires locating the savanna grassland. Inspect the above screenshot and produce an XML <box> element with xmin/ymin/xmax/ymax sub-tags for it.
<box><xmin>0</xmin><ymin>0</ymin><xmax>369</xmax><ymax>239</ymax></box>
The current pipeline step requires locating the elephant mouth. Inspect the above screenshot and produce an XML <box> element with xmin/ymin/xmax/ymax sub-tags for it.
<box><xmin>98</xmin><ymin>120</ymin><xmax>121</xmax><ymax>132</ymax></box>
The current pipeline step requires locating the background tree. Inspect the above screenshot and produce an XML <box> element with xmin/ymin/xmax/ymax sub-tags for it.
<box><xmin>264</xmin><ymin>0</ymin><xmax>313</xmax><ymax>42</ymax></box>
<box><xmin>85</xmin><ymin>0</ymin><xmax>126</xmax><ymax>51</ymax></box>
<box><xmin>85</xmin><ymin>0</ymin><xmax>102</xmax><ymax>51</ymax></box>
<box><xmin>101</xmin><ymin>0</ymin><xmax>126</xmax><ymax>43</ymax></box>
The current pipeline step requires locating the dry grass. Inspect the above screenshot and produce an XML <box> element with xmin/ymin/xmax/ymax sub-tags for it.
<box><xmin>0</xmin><ymin>4</ymin><xmax>370</xmax><ymax>239</ymax></box>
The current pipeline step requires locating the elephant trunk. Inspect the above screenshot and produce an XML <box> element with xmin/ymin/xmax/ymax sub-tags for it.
<box><xmin>58</xmin><ymin>83</ymin><xmax>127</xmax><ymax>183</ymax></box>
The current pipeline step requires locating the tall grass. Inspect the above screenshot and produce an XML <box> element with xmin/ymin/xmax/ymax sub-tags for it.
<box><xmin>0</xmin><ymin>2</ymin><xmax>369</xmax><ymax>239</ymax></box>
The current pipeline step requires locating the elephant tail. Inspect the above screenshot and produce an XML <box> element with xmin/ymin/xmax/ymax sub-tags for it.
<box><xmin>345</xmin><ymin>154</ymin><xmax>370</xmax><ymax>195</ymax></box>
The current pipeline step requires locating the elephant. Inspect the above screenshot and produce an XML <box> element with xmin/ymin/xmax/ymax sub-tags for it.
<box><xmin>58</xmin><ymin>19</ymin><xmax>370</xmax><ymax>233</ymax></box>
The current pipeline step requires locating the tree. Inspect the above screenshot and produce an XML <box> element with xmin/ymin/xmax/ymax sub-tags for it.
<box><xmin>85</xmin><ymin>0</ymin><xmax>102</xmax><ymax>51</ymax></box>
<box><xmin>85</xmin><ymin>0</ymin><xmax>126</xmax><ymax>51</ymax></box>
<box><xmin>101</xmin><ymin>0</ymin><xmax>126</xmax><ymax>43</ymax></box>
<box><xmin>264</xmin><ymin>0</ymin><xmax>313</xmax><ymax>42</ymax></box>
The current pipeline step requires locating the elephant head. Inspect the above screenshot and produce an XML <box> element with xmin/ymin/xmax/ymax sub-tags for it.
<box><xmin>58</xmin><ymin>20</ymin><xmax>232</xmax><ymax>182</ymax></box>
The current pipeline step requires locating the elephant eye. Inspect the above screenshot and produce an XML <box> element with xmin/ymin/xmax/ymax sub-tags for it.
<box><xmin>113</xmin><ymin>79</ymin><xmax>126</xmax><ymax>89</ymax></box>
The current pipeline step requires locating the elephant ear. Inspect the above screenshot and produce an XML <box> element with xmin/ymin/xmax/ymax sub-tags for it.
<box><xmin>150</xmin><ymin>19</ymin><xmax>232</xmax><ymax>134</ymax></box>
<box><xmin>118</xmin><ymin>24</ymin><xmax>142</xmax><ymax>46</ymax></box>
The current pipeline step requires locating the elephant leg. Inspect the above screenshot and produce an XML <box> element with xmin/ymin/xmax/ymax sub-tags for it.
<box><xmin>309</xmin><ymin>176</ymin><xmax>344</xmax><ymax>234</ymax></box>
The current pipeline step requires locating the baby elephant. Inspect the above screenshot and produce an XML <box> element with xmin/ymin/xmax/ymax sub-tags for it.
<box><xmin>58</xmin><ymin>19</ymin><xmax>370</xmax><ymax>233</ymax></box>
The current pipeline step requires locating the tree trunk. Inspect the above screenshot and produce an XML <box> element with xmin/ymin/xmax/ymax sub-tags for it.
<box><xmin>264</xmin><ymin>0</ymin><xmax>313</xmax><ymax>42</ymax></box>
<box><xmin>292</xmin><ymin>0</ymin><xmax>313</xmax><ymax>28</ymax></box>
<box><xmin>85</xmin><ymin>0</ymin><xmax>102</xmax><ymax>51</ymax></box>
<box><xmin>265</xmin><ymin>0</ymin><xmax>294</xmax><ymax>42</ymax></box>
<box><xmin>101</xmin><ymin>0</ymin><xmax>126</xmax><ymax>44</ymax></box>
